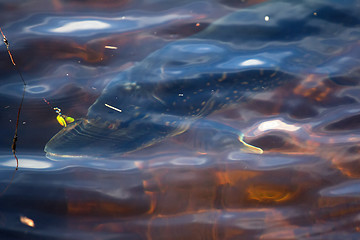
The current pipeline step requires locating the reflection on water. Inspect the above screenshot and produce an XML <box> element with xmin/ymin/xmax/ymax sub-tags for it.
<box><xmin>0</xmin><ymin>0</ymin><xmax>360</xmax><ymax>239</ymax></box>
<box><xmin>1</xmin><ymin>147</ymin><xmax>360</xmax><ymax>239</ymax></box>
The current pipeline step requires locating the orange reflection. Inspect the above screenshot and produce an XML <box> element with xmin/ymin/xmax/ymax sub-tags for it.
<box><xmin>217</xmin><ymin>170</ymin><xmax>260</xmax><ymax>186</ymax></box>
<box><xmin>33</xmin><ymin>39</ymin><xmax>107</xmax><ymax>63</ymax></box>
<box><xmin>247</xmin><ymin>184</ymin><xmax>294</xmax><ymax>203</ymax></box>
<box><xmin>260</xmin><ymin>228</ymin><xmax>297</xmax><ymax>240</ymax></box>
<box><xmin>293</xmin><ymin>74</ymin><xmax>335</xmax><ymax>102</ymax></box>
<box><xmin>196</xmin><ymin>151</ymin><xmax>208</xmax><ymax>155</ymax></box>
<box><xmin>52</xmin><ymin>0</ymin><xmax>62</xmax><ymax>11</ymax></box>
<box><xmin>56</xmin><ymin>41</ymin><xmax>106</xmax><ymax>63</ymax></box>
<box><xmin>144</xmin><ymin>192</ymin><xmax>157</xmax><ymax>215</ymax></box>
<box><xmin>333</xmin><ymin>159</ymin><xmax>360</xmax><ymax>178</ymax></box>
<box><xmin>329</xmin><ymin>146</ymin><xmax>360</xmax><ymax>178</ymax></box>
<box><xmin>20</xmin><ymin>216</ymin><xmax>35</xmax><ymax>227</ymax></box>
<box><xmin>66</xmin><ymin>188</ymin><xmax>150</xmax><ymax>217</ymax></box>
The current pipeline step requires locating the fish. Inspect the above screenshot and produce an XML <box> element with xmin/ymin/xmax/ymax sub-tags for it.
<box><xmin>44</xmin><ymin>0</ymin><xmax>360</xmax><ymax>158</ymax></box>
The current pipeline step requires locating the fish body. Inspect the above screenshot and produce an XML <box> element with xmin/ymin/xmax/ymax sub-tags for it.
<box><xmin>45</xmin><ymin>0</ymin><xmax>360</xmax><ymax>157</ymax></box>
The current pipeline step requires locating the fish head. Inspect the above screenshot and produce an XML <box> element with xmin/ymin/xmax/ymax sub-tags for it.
<box><xmin>44</xmin><ymin>114</ymin><xmax>181</xmax><ymax>159</ymax></box>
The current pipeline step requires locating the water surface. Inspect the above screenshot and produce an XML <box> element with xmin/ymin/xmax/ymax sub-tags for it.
<box><xmin>0</xmin><ymin>0</ymin><xmax>360</xmax><ymax>239</ymax></box>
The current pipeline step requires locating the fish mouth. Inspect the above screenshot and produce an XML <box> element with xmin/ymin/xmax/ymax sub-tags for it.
<box><xmin>44</xmin><ymin>117</ymin><xmax>161</xmax><ymax>158</ymax></box>
<box><xmin>44</xmin><ymin>118</ymin><xmax>91</xmax><ymax>158</ymax></box>
<box><xmin>44</xmin><ymin>118</ymin><xmax>127</xmax><ymax>158</ymax></box>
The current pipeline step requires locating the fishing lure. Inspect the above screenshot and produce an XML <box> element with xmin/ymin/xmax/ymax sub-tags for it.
<box><xmin>54</xmin><ymin>107</ymin><xmax>74</xmax><ymax>127</ymax></box>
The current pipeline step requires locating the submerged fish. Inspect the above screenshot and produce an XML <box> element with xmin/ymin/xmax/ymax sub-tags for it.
<box><xmin>45</xmin><ymin>0</ymin><xmax>360</xmax><ymax>157</ymax></box>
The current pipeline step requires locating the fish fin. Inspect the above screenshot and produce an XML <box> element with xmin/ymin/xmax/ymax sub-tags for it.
<box><xmin>238</xmin><ymin>135</ymin><xmax>263</xmax><ymax>154</ymax></box>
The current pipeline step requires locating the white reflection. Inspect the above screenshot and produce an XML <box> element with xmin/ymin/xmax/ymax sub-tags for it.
<box><xmin>87</xmin><ymin>160</ymin><xmax>138</xmax><ymax>171</ymax></box>
<box><xmin>258</xmin><ymin>119</ymin><xmax>300</xmax><ymax>132</ymax></box>
<box><xmin>25</xmin><ymin>84</ymin><xmax>50</xmax><ymax>94</ymax></box>
<box><xmin>105</xmin><ymin>45</ymin><xmax>118</xmax><ymax>49</ymax></box>
<box><xmin>2</xmin><ymin>159</ymin><xmax>52</xmax><ymax>169</ymax></box>
<box><xmin>171</xmin><ymin>157</ymin><xmax>207</xmax><ymax>166</ymax></box>
<box><xmin>103</xmin><ymin>188</ymin><xmax>132</xmax><ymax>199</ymax></box>
<box><xmin>240</xmin><ymin>59</ymin><xmax>265</xmax><ymax>66</ymax></box>
<box><xmin>234</xmin><ymin>218</ymin><xmax>264</xmax><ymax>230</ymax></box>
<box><xmin>227</xmin><ymin>152</ymin><xmax>316</xmax><ymax>170</ymax></box>
<box><xmin>180</xmin><ymin>44</ymin><xmax>224</xmax><ymax>54</ymax></box>
<box><xmin>218</xmin><ymin>56</ymin><xmax>270</xmax><ymax>69</ymax></box>
<box><xmin>51</xmin><ymin>20</ymin><xmax>110</xmax><ymax>33</ymax></box>
<box><xmin>28</xmin><ymin>13</ymin><xmax>192</xmax><ymax>36</ymax></box>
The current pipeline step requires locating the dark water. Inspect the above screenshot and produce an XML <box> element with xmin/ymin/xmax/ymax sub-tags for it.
<box><xmin>1</xmin><ymin>0</ymin><xmax>360</xmax><ymax>239</ymax></box>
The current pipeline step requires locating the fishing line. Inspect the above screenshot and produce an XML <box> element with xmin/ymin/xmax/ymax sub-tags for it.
<box><xmin>0</xmin><ymin>27</ymin><xmax>26</xmax><ymax>170</ymax></box>
<box><xmin>0</xmin><ymin>27</ymin><xmax>26</xmax><ymax>196</ymax></box>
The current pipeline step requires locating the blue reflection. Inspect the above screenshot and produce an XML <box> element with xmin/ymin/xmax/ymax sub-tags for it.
<box><xmin>320</xmin><ymin>180</ymin><xmax>360</xmax><ymax>197</ymax></box>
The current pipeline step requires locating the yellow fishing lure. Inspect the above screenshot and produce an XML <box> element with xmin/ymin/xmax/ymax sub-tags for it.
<box><xmin>54</xmin><ymin>107</ymin><xmax>74</xmax><ymax>127</ymax></box>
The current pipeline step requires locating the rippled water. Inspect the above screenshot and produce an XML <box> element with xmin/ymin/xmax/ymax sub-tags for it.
<box><xmin>1</xmin><ymin>0</ymin><xmax>360</xmax><ymax>239</ymax></box>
